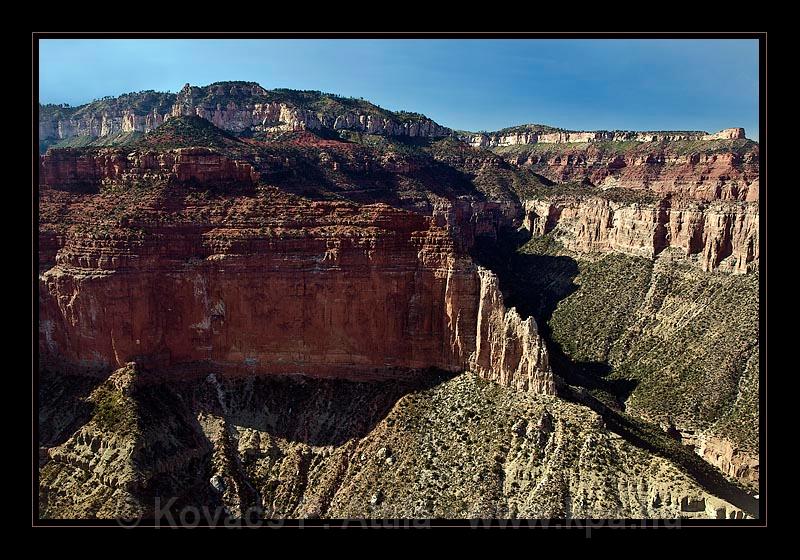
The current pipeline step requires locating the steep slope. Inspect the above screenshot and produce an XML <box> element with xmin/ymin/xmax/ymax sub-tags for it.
<box><xmin>39</xmin><ymin>368</ymin><xmax>751</xmax><ymax>519</ymax></box>
<box><xmin>471</xmin><ymin>231</ymin><xmax>759</xmax><ymax>490</ymax></box>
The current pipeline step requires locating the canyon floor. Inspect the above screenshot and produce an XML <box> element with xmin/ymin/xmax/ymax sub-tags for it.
<box><xmin>37</xmin><ymin>82</ymin><xmax>761</xmax><ymax>521</ymax></box>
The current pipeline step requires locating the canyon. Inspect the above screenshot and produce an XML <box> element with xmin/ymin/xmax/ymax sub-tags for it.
<box><xmin>37</xmin><ymin>83</ymin><xmax>761</xmax><ymax>521</ymax></box>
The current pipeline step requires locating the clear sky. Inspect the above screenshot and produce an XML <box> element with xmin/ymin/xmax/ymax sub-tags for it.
<box><xmin>38</xmin><ymin>38</ymin><xmax>760</xmax><ymax>138</ymax></box>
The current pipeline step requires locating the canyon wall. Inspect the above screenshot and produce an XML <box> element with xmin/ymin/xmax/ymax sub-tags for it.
<box><xmin>39</xmin><ymin>147</ymin><xmax>259</xmax><ymax>190</ymax></box>
<box><xmin>38</xmin><ymin>150</ymin><xmax>553</xmax><ymax>392</ymax></box>
<box><xmin>40</xmin><ymin>82</ymin><xmax>451</xmax><ymax>147</ymax></box>
<box><xmin>523</xmin><ymin>197</ymin><xmax>759</xmax><ymax>274</ymax></box>
<box><xmin>508</xmin><ymin>144</ymin><xmax>759</xmax><ymax>202</ymax></box>
<box><xmin>464</xmin><ymin>127</ymin><xmax>746</xmax><ymax>149</ymax></box>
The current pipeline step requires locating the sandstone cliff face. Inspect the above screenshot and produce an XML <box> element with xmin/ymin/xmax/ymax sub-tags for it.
<box><xmin>39</xmin><ymin>174</ymin><xmax>555</xmax><ymax>394</ymax></box>
<box><xmin>523</xmin><ymin>197</ymin><xmax>759</xmax><ymax>273</ymax></box>
<box><xmin>40</xmin><ymin>147</ymin><xmax>259</xmax><ymax>190</ymax></box>
<box><xmin>675</xmin><ymin>431</ymin><xmax>759</xmax><ymax>488</ymax></box>
<box><xmin>40</xmin><ymin>82</ymin><xmax>451</xmax><ymax>149</ymax></box>
<box><xmin>470</xmin><ymin>268</ymin><xmax>552</xmax><ymax>393</ymax></box>
<box><xmin>464</xmin><ymin>128</ymin><xmax>746</xmax><ymax>149</ymax></box>
<box><xmin>40</xmin><ymin>107</ymin><xmax>168</xmax><ymax>142</ymax></box>
<box><xmin>508</xmin><ymin>145</ymin><xmax>759</xmax><ymax>202</ymax></box>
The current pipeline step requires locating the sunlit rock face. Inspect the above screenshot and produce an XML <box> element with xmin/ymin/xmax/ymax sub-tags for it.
<box><xmin>523</xmin><ymin>197</ymin><xmax>759</xmax><ymax>274</ymax></box>
<box><xmin>38</xmin><ymin>145</ymin><xmax>554</xmax><ymax>393</ymax></box>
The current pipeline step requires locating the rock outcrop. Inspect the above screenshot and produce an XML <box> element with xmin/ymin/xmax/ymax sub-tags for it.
<box><xmin>470</xmin><ymin>268</ymin><xmax>552</xmax><ymax>393</ymax></box>
<box><xmin>40</xmin><ymin>147</ymin><xmax>259</xmax><ymax>191</ymax></box>
<box><xmin>39</xmin><ymin>155</ymin><xmax>555</xmax><ymax>393</ymax></box>
<box><xmin>696</xmin><ymin>435</ymin><xmax>759</xmax><ymax>487</ymax></box>
<box><xmin>40</xmin><ymin>82</ymin><xmax>451</xmax><ymax>150</ymax></box>
<box><xmin>674</xmin><ymin>430</ymin><xmax>759</xmax><ymax>488</ymax></box>
<box><xmin>507</xmin><ymin>143</ymin><xmax>759</xmax><ymax>202</ymax></box>
<box><xmin>464</xmin><ymin>127</ymin><xmax>746</xmax><ymax>149</ymax></box>
<box><xmin>523</xmin><ymin>196</ymin><xmax>759</xmax><ymax>274</ymax></box>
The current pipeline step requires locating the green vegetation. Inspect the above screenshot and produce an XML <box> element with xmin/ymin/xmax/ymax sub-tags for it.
<box><xmin>608</xmin><ymin>263</ymin><xmax>759</xmax><ymax>444</ymax></box>
<box><xmin>494</xmin><ymin>138</ymin><xmax>758</xmax><ymax>158</ymax></box>
<box><xmin>134</xmin><ymin>115</ymin><xmax>241</xmax><ymax>151</ymax></box>
<box><xmin>548</xmin><ymin>253</ymin><xmax>654</xmax><ymax>364</ymax></box>
<box><xmin>492</xmin><ymin>123</ymin><xmax>566</xmax><ymax>135</ymax></box>
<box><xmin>512</xmin><ymin>180</ymin><xmax>661</xmax><ymax>204</ymax></box>
<box><xmin>45</xmin><ymin>131</ymin><xmax>144</xmax><ymax>151</ymax></box>
<box><xmin>510</xmin><ymin>236</ymin><xmax>759</xmax><ymax>453</ymax></box>
<box><xmin>90</xmin><ymin>385</ymin><xmax>137</xmax><ymax>435</ymax></box>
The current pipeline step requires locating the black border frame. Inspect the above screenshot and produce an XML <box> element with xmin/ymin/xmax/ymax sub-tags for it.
<box><xmin>31</xmin><ymin>31</ymin><xmax>768</xmax><ymax>530</ymax></box>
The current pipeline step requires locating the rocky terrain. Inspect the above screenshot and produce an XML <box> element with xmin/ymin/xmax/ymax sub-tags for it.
<box><xmin>39</xmin><ymin>82</ymin><xmax>451</xmax><ymax>153</ymax></box>
<box><xmin>462</xmin><ymin>124</ymin><xmax>746</xmax><ymax>149</ymax></box>
<box><xmin>37</xmin><ymin>83</ymin><xmax>760</xmax><ymax>521</ymax></box>
<box><xmin>39</xmin><ymin>367</ymin><xmax>750</xmax><ymax>520</ymax></box>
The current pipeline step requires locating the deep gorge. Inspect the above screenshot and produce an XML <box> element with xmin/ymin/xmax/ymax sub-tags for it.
<box><xmin>37</xmin><ymin>81</ymin><xmax>761</xmax><ymax>521</ymax></box>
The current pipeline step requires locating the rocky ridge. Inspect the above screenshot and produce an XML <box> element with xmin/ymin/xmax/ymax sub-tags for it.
<box><xmin>463</xmin><ymin>126</ymin><xmax>746</xmax><ymax>149</ymax></box>
<box><xmin>40</xmin><ymin>82</ymin><xmax>452</xmax><ymax>152</ymax></box>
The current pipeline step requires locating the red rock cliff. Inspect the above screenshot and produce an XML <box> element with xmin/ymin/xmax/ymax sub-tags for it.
<box><xmin>40</xmin><ymin>147</ymin><xmax>258</xmax><ymax>190</ymax></box>
<box><xmin>38</xmin><ymin>159</ymin><xmax>553</xmax><ymax>392</ymax></box>
<box><xmin>506</xmin><ymin>142</ymin><xmax>759</xmax><ymax>202</ymax></box>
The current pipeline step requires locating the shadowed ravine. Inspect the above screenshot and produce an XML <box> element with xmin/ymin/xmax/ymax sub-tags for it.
<box><xmin>470</xmin><ymin>228</ymin><xmax>759</xmax><ymax>518</ymax></box>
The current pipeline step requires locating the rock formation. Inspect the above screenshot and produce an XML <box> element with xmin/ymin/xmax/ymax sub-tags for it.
<box><xmin>523</xmin><ymin>197</ymin><xmax>759</xmax><ymax>274</ymax></box>
<box><xmin>39</xmin><ymin>82</ymin><xmax>451</xmax><ymax>151</ymax></box>
<box><xmin>38</xmin><ymin>142</ymin><xmax>554</xmax><ymax>394</ymax></box>
<box><xmin>463</xmin><ymin>126</ymin><xmax>746</xmax><ymax>149</ymax></box>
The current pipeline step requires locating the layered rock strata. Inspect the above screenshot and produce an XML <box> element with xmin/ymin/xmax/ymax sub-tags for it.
<box><xmin>523</xmin><ymin>197</ymin><xmax>759</xmax><ymax>274</ymax></box>
<box><xmin>40</xmin><ymin>82</ymin><xmax>451</xmax><ymax>148</ymax></box>
<box><xmin>39</xmin><ymin>147</ymin><xmax>259</xmax><ymax>190</ymax></box>
<box><xmin>465</xmin><ymin>127</ymin><xmax>746</xmax><ymax>149</ymax></box>
<box><xmin>38</xmin><ymin>160</ymin><xmax>553</xmax><ymax>392</ymax></box>
<box><xmin>506</xmin><ymin>144</ymin><xmax>759</xmax><ymax>202</ymax></box>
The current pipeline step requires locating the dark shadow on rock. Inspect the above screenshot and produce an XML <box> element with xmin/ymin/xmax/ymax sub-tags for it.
<box><xmin>128</xmin><ymin>370</ymin><xmax>459</xmax><ymax>517</ymax></box>
<box><xmin>470</xmin><ymin>228</ymin><xmax>758</xmax><ymax>518</ymax></box>
<box><xmin>197</xmin><ymin>369</ymin><xmax>459</xmax><ymax>448</ymax></box>
<box><xmin>38</xmin><ymin>369</ymin><xmax>107</xmax><ymax>448</ymax></box>
<box><xmin>470</xmin><ymin>227</ymin><xmax>637</xmax><ymax>409</ymax></box>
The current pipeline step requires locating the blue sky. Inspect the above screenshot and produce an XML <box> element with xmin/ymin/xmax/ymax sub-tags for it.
<box><xmin>39</xmin><ymin>39</ymin><xmax>760</xmax><ymax>138</ymax></box>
